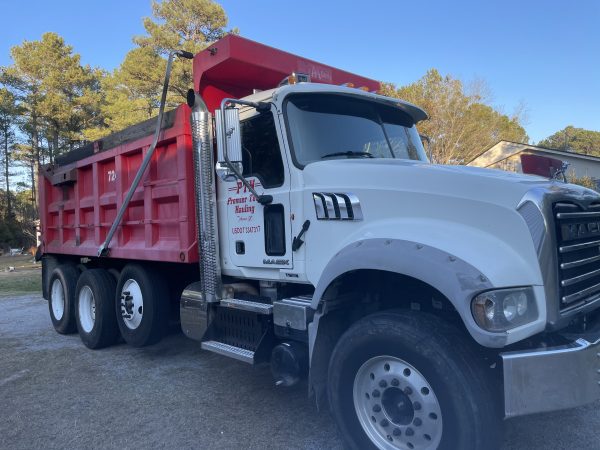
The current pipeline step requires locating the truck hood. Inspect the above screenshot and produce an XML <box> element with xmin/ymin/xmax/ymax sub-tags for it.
<box><xmin>302</xmin><ymin>159</ymin><xmax>583</xmax><ymax>209</ymax></box>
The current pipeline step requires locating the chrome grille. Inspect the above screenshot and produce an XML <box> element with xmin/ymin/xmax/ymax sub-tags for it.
<box><xmin>554</xmin><ymin>202</ymin><xmax>600</xmax><ymax>311</ymax></box>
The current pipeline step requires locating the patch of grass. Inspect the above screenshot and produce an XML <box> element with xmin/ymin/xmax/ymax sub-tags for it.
<box><xmin>0</xmin><ymin>254</ymin><xmax>37</xmax><ymax>270</ymax></box>
<box><xmin>0</xmin><ymin>269</ymin><xmax>42</xmax><ymax>296</ymax></box>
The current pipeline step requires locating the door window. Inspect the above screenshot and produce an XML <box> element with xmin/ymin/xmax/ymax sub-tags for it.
<box><xmin>241</xmin><ymin>112</ymin><xmax>285</xmax><ymax>189</ymax></box>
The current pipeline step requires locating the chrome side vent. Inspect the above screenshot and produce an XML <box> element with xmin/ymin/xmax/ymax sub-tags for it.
<box><xmin>312</xmin><ymin>193</ymin><xmax>362</xmax><ymax>221</ymax></box>
<box><xmin>518</xmin><ymin>201</ymin><xmax>546</xmax><ymax>253</ymax></box>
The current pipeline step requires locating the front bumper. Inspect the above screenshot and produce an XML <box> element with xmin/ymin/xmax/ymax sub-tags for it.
<box><xmin>502</xmin><ymin>325</ymin><xmax>600</xmax><ymax>417</ymax></box>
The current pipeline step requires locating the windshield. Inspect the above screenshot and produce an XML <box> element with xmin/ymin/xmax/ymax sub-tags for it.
<box><xmin>285</xmin><ymin>94</ymin><xmax>428</xmax><ymax>167</ymax></box>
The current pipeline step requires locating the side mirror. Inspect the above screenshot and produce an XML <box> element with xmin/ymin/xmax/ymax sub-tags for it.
<box><xmin>215</xmin><ymin>107</ymin><xmax>243</xmax><ymax>180</ymax></box>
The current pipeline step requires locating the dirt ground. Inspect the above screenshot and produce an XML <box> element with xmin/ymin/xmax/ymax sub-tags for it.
<box><xmin>2</xmin><ymin>293</ymin><xmax>600</xmax><ymax>449</ymax></box>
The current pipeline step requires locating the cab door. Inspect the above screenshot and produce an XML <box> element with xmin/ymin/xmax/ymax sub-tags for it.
<box><xmin>217</xmin><ymin>106</ymin><xmax>292</xmax><ymax>271</ymax></box>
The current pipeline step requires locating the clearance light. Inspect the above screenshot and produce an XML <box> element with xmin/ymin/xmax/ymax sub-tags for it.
<box><xmin>279</xmin><ymin>72</ymin><xmax>311</xmax><ymax>87</ymax></box>
<box><xmin>341</xmin><ymin>82</ymin><xmax>355</xmax><ymax>88</ymax></box>
<box><xmin>358</xmin><ymin>86</ymin><xmax>369</xmax><ymax>91</ymax></box>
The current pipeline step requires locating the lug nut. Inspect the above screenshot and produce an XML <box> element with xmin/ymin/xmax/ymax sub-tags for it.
<box><xmin>379</xmin><ymin>380</ymin><xmax>388</xmax><ymax>388</ymax></box>
<box><xmin>391</xmin><ymin>378</ymin><xmax>400</xmax><ymax>387</ymax></box>
<box><xmin>406</xmin><ymin>427</ymin><xmax>414</xmax><ymax>436</ymax></box>
<box><xmin>404</xmin><ymin>387</ymin><xmax>412</xmax><ymax>395</ymax></box>
<box><xmin>413</xmin><ymin>418</ymin><xmax>422</xmax><ymax>427</ymax></box>
<box><xmin>393</xmin><ymin>428</ymin><xmax>402</xmax><ymax>436</ymax></box>
<box><xmin>373</xmin><ymin>405</ymin><xmax>381</xmax><ymax>413</ymax></box>
<box><xmin>413</xmin><ymin>402</ymin><xmax>421</xmax><ymax>411</ymax></box>
<box><xmin>372</xmin><ymin>389</ymin><xmax>381</xmax><ymax>398</ymax></box>
<box><xmin>380</xmin><ymin>419</ymin><xmax>389</xmax><ymax>427</ymax></box>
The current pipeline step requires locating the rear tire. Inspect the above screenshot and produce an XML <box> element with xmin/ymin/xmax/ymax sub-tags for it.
<box><xmin>115</xmin><ymin>264</ymin><xmax>168</xmax><ymax>347</ymax></box>
<box><xmin>328</xmin><ymin>310</ymin><xmax>501</xmax><ymax>450</ymax></box>
<box><xmin>48</xmin><ymin>264</ymin><xmax>79</xmax><ymax>334</ymax></box>
<box><xmin>75</xmin><ymin>269</ymin><xmax>119</xmax><ymax>349</ymax></box>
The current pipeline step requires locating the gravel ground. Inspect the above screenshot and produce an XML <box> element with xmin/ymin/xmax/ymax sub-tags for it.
<box><xmin>1</xmin><ymin>293</ymin><xmax>599</xmax><ymax>450</ymax></box>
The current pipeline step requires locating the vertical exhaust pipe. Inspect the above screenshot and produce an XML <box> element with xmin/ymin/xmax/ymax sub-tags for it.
<box><xmin>188</xmin><ymin>90</ymin><xmax>222</xmax><ymax>303</ymax></box>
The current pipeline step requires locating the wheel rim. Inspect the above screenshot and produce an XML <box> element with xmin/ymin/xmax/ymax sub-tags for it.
<box><xmin>78</xmin><ymin>286</ymin><xmax>96</xmax><ymax>333</ymax></box>
<box><xmin>50</xmin><ymin>279</ymin><xmax>65</xmax><ymax>320</ymax></box>
<box><xmin>353</xmin><ymin>355</ymin><xmax>443</xmax><ymax>450</ymax></box>
<box><xmin>120</xmin><ymin>279</ymin><xmax>143</xmax><ymax>330</ymax></box>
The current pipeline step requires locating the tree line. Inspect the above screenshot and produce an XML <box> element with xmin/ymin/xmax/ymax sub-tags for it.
<box><xmin>0</xmin><ymin>0</ymin><xmax>596</xmax><ymax>248</ymax></box>
<box><xmin>0</xmin><ymin>0</ymin><xmax>230</xmax><ymax>248</ymax></box>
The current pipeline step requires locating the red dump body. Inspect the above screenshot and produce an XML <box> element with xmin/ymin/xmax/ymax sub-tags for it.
<box><xmin>39</xmin><ymin>36</ymin><xmax>381</xmax><ymax>263</ymax></box>
<box><xmin>39</xmin><ymin>105</ymin><xmax>199</xmax><ymax>263</ymax></box>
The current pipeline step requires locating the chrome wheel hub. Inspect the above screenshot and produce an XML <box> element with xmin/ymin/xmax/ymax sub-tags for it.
<box><xmin>120</xmin><ymin>279</ymin><xmax>143</xmax><ymax>330</ymax></box>
<box><xmin>78</xmin><ymin>286</ymin><xmax>96</xmax><ymax>333</ymax></box>
<box><xmin>50</xmin><ymin>279</ymin><xmax>65</xmax><ymax>320</ymax></box>
<box><xmin>353</xmin><ymin>356</ymin><xmax>443</xmax><ymax>450</ymax></box>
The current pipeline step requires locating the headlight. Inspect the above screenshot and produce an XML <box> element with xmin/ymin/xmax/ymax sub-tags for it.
<box><xmin>471</xmin><ymin>287</ymin><xmax>537</xmax><ymax>332</ymax></box>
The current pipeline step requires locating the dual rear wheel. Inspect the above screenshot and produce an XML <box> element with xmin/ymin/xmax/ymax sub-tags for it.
<box><xmin>115</xmin><ymin>265</ymin><xmax>168</xmax><ymax>347</ymax></box>
<box><xmin>48</xmin><ymin>263</ymin><xmax>168</xmax><ymax>349</ymax></box>
<box><xmin>48</xmin><ymin>264</ymin><xmax>79</xmax><ymax>334</ymax></box>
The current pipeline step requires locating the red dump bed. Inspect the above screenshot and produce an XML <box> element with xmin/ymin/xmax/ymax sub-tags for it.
<box><xmin>39</xmin><ymin>105</ymin><xmax>199</xmax><ymax>264</ymax></box>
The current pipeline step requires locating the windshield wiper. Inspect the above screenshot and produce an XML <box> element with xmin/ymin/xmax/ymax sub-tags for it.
<box><xmin>321</xmin><ymin>151</ymin><xmax>374</xmax><ymax>159</ymax></box>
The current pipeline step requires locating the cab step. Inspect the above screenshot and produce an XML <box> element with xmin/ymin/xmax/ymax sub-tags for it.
<box><xmin>220</xmin><ymin>298</ymin><xmax>273</xmax><ymax>315</ymax></box>
<box><xmin>201</xmin><ymin>340</ymin><xmax>255</xmax><ymax>364</ymax></box>
<box><xmin>200</xmin><ymin>302</ymin><xmax>275</xmax><ymax>365</ymax></box>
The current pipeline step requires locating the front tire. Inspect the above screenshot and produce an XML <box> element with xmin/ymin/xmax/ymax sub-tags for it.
<box><xmin>115</xmin><ymin>264</ymin><xmax>168</xmax><ymax>347</ymax></box>
<box><xmin>48</xmin><ymin>264</ymin><xmax>79</xmax><ymax>334</ymax></box>
<box><xmin>75</xmin><ymin>269</ymin><xmax>120</xmax><ymax>349</ymax></box>
<box><xmin>328</xmin><ymin>311</ymin><xmax>500</xmax><ymax>450</ymax></box>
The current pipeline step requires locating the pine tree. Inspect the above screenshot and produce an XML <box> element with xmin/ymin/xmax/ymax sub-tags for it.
<box><xmin>85</xmin><ymin>0</ymin><xmax>233</xmax><ymax>138</ymax></box>
<box><xmin>0</xmin><ymin>88</ymin><xmax>21</xmax><ymax>219</ymax></box>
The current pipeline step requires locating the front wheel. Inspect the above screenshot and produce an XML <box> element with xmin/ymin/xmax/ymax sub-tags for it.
<box><xmin>328</xmin><ymin>311</ymin><xmax>500</xmax><ymax>450</ymax></box>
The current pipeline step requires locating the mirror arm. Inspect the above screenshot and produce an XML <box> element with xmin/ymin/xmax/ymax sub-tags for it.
<box><xmin>219</xmin><ymin>98</ymin><xmax>273</xmax><ymax>205</ymax></box>
<box><xmin>420</xmin><ymin>134</ymin><xmax>433</xmax><ymax>163</ymax></box>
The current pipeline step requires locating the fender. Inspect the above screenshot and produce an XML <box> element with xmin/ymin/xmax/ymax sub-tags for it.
<box><xmin>309</xmin><ymin>238</ymin><xmax>545</xmax><ymax>349</ymax></box>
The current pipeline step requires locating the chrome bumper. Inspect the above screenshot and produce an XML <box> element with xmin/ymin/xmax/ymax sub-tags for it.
<box><xmin>502</xmin><ymin>333</ymin><xmax>600</xmax><ymax>417</ymax></box>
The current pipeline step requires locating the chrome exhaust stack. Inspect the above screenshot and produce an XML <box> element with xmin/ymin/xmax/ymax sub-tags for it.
<box><xmin>181</xmin><ymin>89</ymin><xmax>222</xmax><ymax>340</ymax></box>
<box><xmin>188</xmin><ymin>90</ymin><xmax>222</xmax><ymax>302</ymax></box>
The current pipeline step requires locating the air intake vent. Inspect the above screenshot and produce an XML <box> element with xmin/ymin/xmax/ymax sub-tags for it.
<box><xmin>312</xmin><ymin>193</ymin><xmax>362</xmax><ymax>221</ymax></box>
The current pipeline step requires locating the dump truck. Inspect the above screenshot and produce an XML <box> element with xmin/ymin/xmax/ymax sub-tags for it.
<box><xmin>39</xmin><ymin>35</ymin><xmax>600</xmax><ymax>450</ymax></box>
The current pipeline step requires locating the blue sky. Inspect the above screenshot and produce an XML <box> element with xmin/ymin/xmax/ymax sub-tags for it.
<box><xmin>1</xmin><ymin>0</ymin><xmax>598</xmax><ymax>143</ymax></box>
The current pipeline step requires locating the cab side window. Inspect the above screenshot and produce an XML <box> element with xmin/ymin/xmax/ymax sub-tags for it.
<box><xmin>241</xmin><ymin>112</ymin><xmax>285</xmax><ymax>189</ymax></box>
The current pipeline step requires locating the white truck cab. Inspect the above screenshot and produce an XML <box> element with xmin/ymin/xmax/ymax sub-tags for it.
<box><xmin>188</xmin><ymin>77</ymin><xmax>600</xmax><ymax>449</ymax></box>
